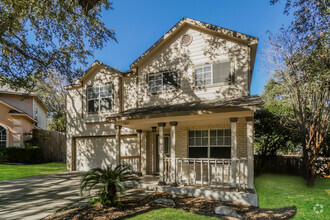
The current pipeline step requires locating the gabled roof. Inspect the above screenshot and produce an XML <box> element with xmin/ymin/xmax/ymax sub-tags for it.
<box><xmin>65</xmin><ymin>60</ymin><xmax>136</xmax><ymax>90</ymax></box>
<box><xmin>0</xmin><ymin>85</ymin><xmax>49</xmax><ymax>112</ymax></box>
<box><xmin>0</xmin><ymin>99</ymin><xmax>37</xmax><ymax>123</ymax></box>
<box><xmin>130</xmin><ymin>17</ymin><xmax>259</xmax><ymax>69</ymax></box>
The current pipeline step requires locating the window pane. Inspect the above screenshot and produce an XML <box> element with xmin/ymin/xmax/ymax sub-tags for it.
<box><xmin>164</xmin><ymin>136</ymin><xmax>169</xmax><ymax>155</ymax></box>
<box><xmin>210</xmin><ymin>147</ymin><xmax>231</xmax><ymax>159</ymax></box>
<box><xmin>225</xmin><ymin>129</ymin><xmax>231</xmax><ymax>136</ymax></box>
<box><xmin>218</xmin><ymin>137</ymin><xmax>224</xmax><ymax>145</ymax></box>
<box><xmin>163</xmin><ymin>71</ymin><xmax>178</xmax><ymax>91</ymax></box>
<box><xmin>189</xmin><ymin>138</ymin><xmax>195</xmax><ymax>146</ymax></box>
<box><xmin>100</xmin><ymin>98</ymin><xmax>111</xmax><ymax>111</ymax></box>
<box><xmin>212</xmin><ymin>61</ymin><xmax>231</xmax><ymax>84</ymax></box>
<box><xmin>202</xmin><ymin>130</ymin><xmax>208</xmax><ymax>138</ymax></box>
<box><xmin>88</xmin><ymin>99</ymin><xmax>99</xmax><ymax>113</ymax></box>
<box><xmin>189</xmin><ymin>131</ymin><xmax>195</xmax><ymax>138</ymax></box>
<box><xmin>202</xmin><ymin>137</ymin><xmax>208</xmax><ymax>146</ymax></box>
<box><xmin>195</xmin><ymin>137</ymin><xmax>201</xmax><ymax>145</ymax></box>
<box><xmin>225</xmin><ymin>137</ymin><xmax>231</xmax><ymax>145</ymax></box>
<box><xmin>195</xmin><ymin>130</ymin><xmax>201</xmax><ymax>138</ymax></box>
<box><xmin>100</xmin><ymin>85</ymin><xmax>111</xmax><ymax>97</ymax></box>
<box><xmin>210</xmin><ymin>130</ymin><xmax>216</xmax><ymax>137</ymax></box>
<box><xmin>217</xmin><ymin>130</ymin><xmax>223</xmax><ymax>136</ymax></box>
<box><xmin>210</xmin><ymin>137</ymin><xmax>216</xmax><ymax>145</ymax></box>
<box><xmin>189</xmin><ymin>147</ymin><xmax>208</xmax><ymax>158</ymax></box>
<box><xmin>204</xmin><ymin>65</ymin><xmax>211</xmax><ymax>72</ymax></box>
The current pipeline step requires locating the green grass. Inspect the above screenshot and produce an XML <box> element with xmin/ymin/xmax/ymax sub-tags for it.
<box><xmin>0</xmin><ymin>162</ymin><xmax>66</xmax><ymax>180</ymax></box>
<box><xmin>127</xmin><ymin>208</ymin><xmax>218</xmax><ymax>220</ymax></box>
<box><xmin>255</xmin><ymin>174</ymin><xmax>330</xmax><ymax>219</ymax></box>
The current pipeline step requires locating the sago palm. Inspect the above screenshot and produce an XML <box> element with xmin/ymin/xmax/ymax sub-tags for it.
<box><xmin>80</xmin><ymin>164</ymin><xmax>141</xmax><ymax>206</ymax></box>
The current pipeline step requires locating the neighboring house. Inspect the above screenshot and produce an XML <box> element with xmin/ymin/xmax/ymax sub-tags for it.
<box><xmin>66</xmin><ymin>18</ymin><xmax>263</xmax><ymax>190</ymax></box>
<box><xmin>0</xmin><ymin>86</ymin><xmax>48</xmax><ymax>148</ymax></box>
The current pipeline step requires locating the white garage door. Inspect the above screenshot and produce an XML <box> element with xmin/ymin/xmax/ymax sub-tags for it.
<box><xmin>76</xmin><ymin>137</ymin><xmax>116</xmax><ymax>171</ymax></box>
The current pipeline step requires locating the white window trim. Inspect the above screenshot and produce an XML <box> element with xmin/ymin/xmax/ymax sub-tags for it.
<box><xmin>188</xmin><ymin>129</ymin><xmax>231</xmax><ymax>158</ymax></box>
<box><xmin>87</xmin><ymin>84</ymin><xmax>113</xmax><ymax>114</ymax></box>
<box><xmin>0</xmin><ymin>124</ymin><xmax>9</xmax><ymax>148</ymax></box>
<box><xmin>194</xmin><ymin>60</ymin><xmax>232</xmax><ymax>87</ymax></box>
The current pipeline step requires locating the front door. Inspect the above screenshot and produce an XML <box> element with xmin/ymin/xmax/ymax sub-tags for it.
<box><xmin>155</xmin><ymin>134</ymin><xmax>170</xmax><ymax>173</ymax></box>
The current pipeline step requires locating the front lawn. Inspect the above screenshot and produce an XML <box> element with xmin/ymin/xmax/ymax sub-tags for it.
<box><xmin>0</xmin><ymin>162</ymin><xmax>67</xmax><ymax>180</ymax></box>
<box><xmin>255</xmin><ymin>174</ymin><xmax>329</xmax><ymax>219</ymax></box>
<box><xmin>127</xmin><ymin>208</ymin><xmax>218</xmax><ymax>220</ymax></box>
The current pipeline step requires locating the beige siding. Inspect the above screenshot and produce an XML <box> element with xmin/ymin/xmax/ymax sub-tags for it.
<box><xmin>33</xmin><ymin>98</ymin><xmax>47</xmax><ymax>129</ymax></box>
<box><xmin>137</xmin><ymin>26</ymin><xmax>250</xmax><ymax>108</ymax></box>
<box><xmin>122</xmin><ymin>76</ymin><xmax>137</xmax><ymax>111</ymax></box>
<box><xmin>66</xmin><ymin>68</ymin><xmax>138</xmax><ymax>171</ymax></box>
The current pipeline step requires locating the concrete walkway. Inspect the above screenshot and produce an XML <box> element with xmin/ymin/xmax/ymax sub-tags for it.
<box><xmin>0</xmin><ymin>172</ymin><xmax>85</xmax><ymax>220</ymax></box>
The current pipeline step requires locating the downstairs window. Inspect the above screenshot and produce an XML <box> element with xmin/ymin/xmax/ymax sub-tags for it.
<box><xmin>188</xmin><ymin>129</ymin><xmax>231</xmax><ymax>159</ymax></box>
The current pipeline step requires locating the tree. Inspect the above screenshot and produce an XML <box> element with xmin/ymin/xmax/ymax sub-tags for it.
<box><xmin>80</xmin><ymin>164</ymin><xmax>141</xmax><ymax>206</ymax></box>
<box><xmin>267</xmin><ymin>0</ymin><xmax>329</xmax><ymax>187</ymax></box>
<box><xmin>255</xmin><ymin>79</ymin><xmax>300</xmax><ymax>157</ymax></box>
<box><xmin>33</xmin><ymin>71</ymin><xmax>67</xmax><ymax>132</ymax></box>
<box><xmin>0</xmin><ymin>0</ymin><xmax>116</xmax><ymax>90</ymax></box>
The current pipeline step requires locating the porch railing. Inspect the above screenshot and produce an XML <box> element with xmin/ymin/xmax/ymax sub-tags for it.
<box><xmin>163</xmin><ymin>158</ymin><xmax>248</xmax><ymax>189</ymax></box>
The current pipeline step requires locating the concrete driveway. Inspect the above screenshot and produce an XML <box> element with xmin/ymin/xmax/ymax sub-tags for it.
<box><xmin>0</xmin><ymin>172</ymin><xmax>86</xmax><ymax>220</ymax></box>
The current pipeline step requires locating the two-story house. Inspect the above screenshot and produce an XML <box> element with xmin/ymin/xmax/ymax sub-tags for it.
<box><xmin>66</xmin><ymin>18</ymin><xmax>263</xmax><ymax>191</ymax></box>
<box><xmin>0</xmin><ymin>86</ymin><xmax>48</xmax><ymax>148</ymax></box>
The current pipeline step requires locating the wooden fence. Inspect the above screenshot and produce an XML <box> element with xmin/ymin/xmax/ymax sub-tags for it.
<box><xmin>254</xmin><ymin>155</ymin><xmax>329</xmax><ymax>177</ymax></box>
<box><xmin>31</xmin><ymin>129</ymin><xmax>66</xmax><ymax>162</ymax></box>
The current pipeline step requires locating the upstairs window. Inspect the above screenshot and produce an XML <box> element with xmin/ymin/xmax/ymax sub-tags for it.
<box><xmin>87</xmin><ymin>84</ymin><xmax>112</xmax><ymax>113</ymax></box>
<box><xmin>148</xmin><ymin>71</ymin><xmax>178</xmax><ymax>94</ymax></box>
<box><xmin>194</xmin><ymin>61</ymin><xmax>232</xmax><ymax>87</ymax></box>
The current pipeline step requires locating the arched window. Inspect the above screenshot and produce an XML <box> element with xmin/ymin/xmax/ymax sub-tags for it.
<box><xmin>0</xmin><ymin>125</ymin><xmax>7</xmax><ymax>148</ymax></box>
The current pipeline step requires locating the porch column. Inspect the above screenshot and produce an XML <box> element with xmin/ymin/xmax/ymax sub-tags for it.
<box><xmin>115</xmin><ymin>125</ymin><xmax>122</xmax><ymax>166</ymax></box>
<box><xmin>170</xmin><ymin>121</ymin><xmax>178</xmax><ymax>184</ymax></box>
<box><xmin>136</xmin><ymin>130</ymin><xmax>142</xmax><ymax>173</ymax></box>
<box><xmin>230</xmin><ymin>118</ymin><xmax>237</xmax><ymax>187</ymax></box>
<box><xmin>246</xmin><ymin>117</ymin><xmax>254</xmax><ymax>189</ymax></box>
<box><xmin>158</xmin><ymin>122</ymin><xmax>166</xmax><ymax>184</ymax></box>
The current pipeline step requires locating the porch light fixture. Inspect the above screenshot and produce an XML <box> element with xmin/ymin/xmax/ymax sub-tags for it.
<box><xmin>152</xmin><ymin>127</ymin><xmax>157</xmax><ymax>132</ymax></box>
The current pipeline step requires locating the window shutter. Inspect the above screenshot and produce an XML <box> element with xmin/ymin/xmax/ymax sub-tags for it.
<box><xmin>212</xmin><ymin>61</ymin><xmax>231</xmax><ymax>83</ymax></box>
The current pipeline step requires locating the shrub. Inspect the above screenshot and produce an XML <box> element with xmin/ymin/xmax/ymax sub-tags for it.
<box><xmin>0</xmin><ymin>146</ymin><xmax>43</xmax><ymax>164</ymax></box>
<box><xmin>80</xmin><ymin>164</ymin><xmax>141</xmax><ymax>206</ymax></box>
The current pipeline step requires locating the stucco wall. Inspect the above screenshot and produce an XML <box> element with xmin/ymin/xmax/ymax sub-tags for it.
<box><xmin>137</xmin><ymin>26</ymin><xmax>250</xmax><ymax>108</ymax></box>
<box><xmin>0</xmin><ymin>103</ymin><xmax>34</xmax><ymax>147</ymax></box>
<box><xmin>0</xmin><ymin>94</ymin><xmax>33</xmax><ymax>116</ymax></box>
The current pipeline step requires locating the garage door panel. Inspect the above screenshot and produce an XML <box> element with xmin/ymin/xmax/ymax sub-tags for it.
<box><xmin>76</xmin><ymin>137</ymin><xmax>116</xmax><ymax>171</ymax></box>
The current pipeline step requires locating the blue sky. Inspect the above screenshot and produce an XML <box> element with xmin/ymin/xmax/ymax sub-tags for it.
<box><xmin>89</xmin><ymin>0</ymin><xmax>293</xmax><ymax>95</ymax></box>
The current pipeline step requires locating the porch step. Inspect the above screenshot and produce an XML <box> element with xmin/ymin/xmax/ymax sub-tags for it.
<box><xmin>125</xmin><ymin>177</ymin><xmax>258</xmax><ymax>207</ymax></box>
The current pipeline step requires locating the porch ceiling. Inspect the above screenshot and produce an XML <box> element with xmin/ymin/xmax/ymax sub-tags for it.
<box><xmin>113</xmin><ymin>110</ymin><xmax>253</xmax><ymax>131</ymax></box>
<box><xmin>108</xmin><ymin>95</ymin><xmax>262</xmax><ymax>124</ymax></box>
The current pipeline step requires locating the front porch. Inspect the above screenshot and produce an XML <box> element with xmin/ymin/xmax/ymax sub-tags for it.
<box><xmin>114</xmin><ymin>114</ymin><xmax>255</xmax><ymax>190</ymax></box>
<box><xmin>108</xmin><ymin>96</ymin><xmax>262</xmax><ymax>193</ymax></box>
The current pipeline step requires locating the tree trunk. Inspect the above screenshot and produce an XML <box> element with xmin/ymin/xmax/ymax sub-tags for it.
<box><xmin>107</xmin><ymin>184</ymin><xmax>117</xmax><ymax>206</ymax></box>
<box><xmin>306</xmin><ymin>158</ymin><xmax>315</xmax><ymax>187</ymax></box>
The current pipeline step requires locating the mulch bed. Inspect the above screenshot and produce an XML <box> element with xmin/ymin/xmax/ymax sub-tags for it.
<box><xmin>44</xmin><ymin>192</ymin><xmax>296</xmax><ymax>220</ymax></box>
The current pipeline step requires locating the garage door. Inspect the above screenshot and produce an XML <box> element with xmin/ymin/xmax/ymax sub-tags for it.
<box><xmin>76</xmin><ymin>137</ymin><xmax>116</xmax><ymax>171</ymax></box>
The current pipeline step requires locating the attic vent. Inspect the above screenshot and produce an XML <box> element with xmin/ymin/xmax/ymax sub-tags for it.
<box><xmin>181</xmin><ymin>34</ymin><xmax>192</xmax><ymax>46</ymax></box>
